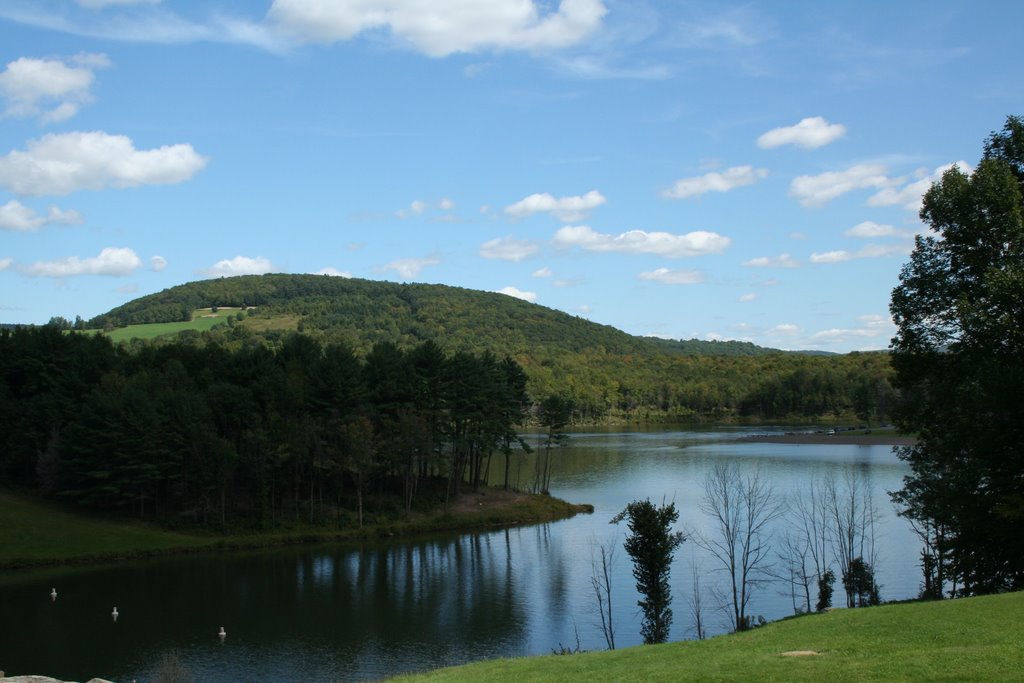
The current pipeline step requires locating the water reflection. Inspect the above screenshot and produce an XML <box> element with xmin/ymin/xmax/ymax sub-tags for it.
<box><xmin>0</xmin><ymin>428</ymin><xmax>918</xmax><ymax>681</ymax></box>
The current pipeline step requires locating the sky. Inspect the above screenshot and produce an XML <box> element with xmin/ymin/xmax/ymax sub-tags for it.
<box><xmin>1</xmin><ymin>1</ymin><xmax>1022</xmax><ymax>352</ymax></box>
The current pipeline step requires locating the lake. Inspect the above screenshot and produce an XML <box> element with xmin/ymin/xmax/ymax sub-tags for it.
<box><xmin>0</xmin><ymin>427</ymin><xmax>919</xmax><ymax>681</ymax></box>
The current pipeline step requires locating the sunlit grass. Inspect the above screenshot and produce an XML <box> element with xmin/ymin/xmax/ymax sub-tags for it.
<box><xmin>390</xmin><ymin>592</ymin><xmax>1024</xmax><ymax>682</ymax></box>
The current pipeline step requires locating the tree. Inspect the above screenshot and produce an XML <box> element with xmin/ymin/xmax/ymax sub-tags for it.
<box><xmin>695</xmin><ymin>463</ymin><xmax>783</xmax><ymax>632</ymax></box>
<box><xmin>889</xmin><ymin>116</ymin><xmax>1024</xmax><ymax>595</ymax></box>
<box><xmin>589</xmin><ymin>536</ymin><xmax>618</xmax><ymax>650</ymax></box>
<box><xmin>611</xmin><ymin>499</ymin><xmax>684</xmax><ymax>645</ymax></box>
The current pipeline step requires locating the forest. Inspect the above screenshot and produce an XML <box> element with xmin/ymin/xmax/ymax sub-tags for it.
<box><xmin>80</xmin><ymin>273</ymin><xmax>896</xmax><ymax>423</ymax></box>
<box><xmin>1</xmin><ymin>274</ymin><xmax>897</xmax><ymax>525</ymax></box>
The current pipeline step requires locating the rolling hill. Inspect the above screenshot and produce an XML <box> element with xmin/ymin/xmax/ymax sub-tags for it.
<box><xmin>84</xmin><ymin>274</ymin><xmax>890</xmax><ymax>422</ymax></box>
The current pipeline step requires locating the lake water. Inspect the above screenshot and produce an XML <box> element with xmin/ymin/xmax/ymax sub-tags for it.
<box><xmin>0</xmin><ymin>427</ymin><xmax>919</xmax><ymax>682</ymax></box>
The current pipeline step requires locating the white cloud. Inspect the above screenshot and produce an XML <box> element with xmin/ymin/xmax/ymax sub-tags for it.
<box><xmin>0</xmin><ymin>131</ymin><xmax>208</xmax><ymax>197</ymax></box>
<box><xmin>662</xmin><ymin>165</ymin><xmax>767</xmax><ymax>199</ymax></box>
<box><xmin>505</xmin><ymin>189</ymin><xmax>606</xmax><ymax>222</ymax></box>
<box><xmin>313</xmin><ymin>267</ymin><xmax>351</xmax><ymax>277</ymax></box>
<box><xmin>496</xmin><ymin>285</ymin><xmax>538</xmax><ymax>302</ymax></box>
<box><xmin>743</xmin><ymin>253</ymin><xmax>799</xmax><ymax>268</ymax></box>
<box><xmin>637</xmin><ymin>268</ymin><xmax>704</xmax><ymax>285</ymax></box>
<box><xmin>201</xmin><ymin>255</ymin><xmax>276</xmax><ymax>278</ymax></box>
<box><xmin>0</xmin><ymin>200</ymin><xmax>83</xmax><ymax>231</ymax></box>
<box><xmin>806</xmin><ymin>314</ymin><xmax>894</xmax><ymax>348</ymax></box>
<box><xmin>397</xmin><ymin>197</ymin><xmax>456</xmax><ymax>218</ymax></box>
<box><xmin>789</xmin><ymin>164</ymin><xmax>891</xmax><ymax>207</ymax></box>
<box><xmin>532</xmin><ymin>266</ymin><xmax>552</xmax><ymax>277</ymax></box>
<box><xmin>868</xmin><ymin>161</ymin><xmax>971</xmax><ymax>212</ymax></box>
<box><xmin>844</xmin><ymin>221</ymin><xmax>896</xmax><ymax>238</ymax></box>
<box><xmin>766</xmin><ymin>323</ymin><xmax>800</xmax><ymax>336</ymax></box>
<box><xmin>381</xmin><ymin>255</ymin><xmax>440</xmax><ymax>279</ymax></box>
<box><xmin>757</xmin><ymin>116</ymin><xmax>847</xmax><ymax>150</ymax></box>
<box><xmin>479</xmin><ymin>236</ymin><xmax>539</xmax><ymax>262</ymax></box>
<box><xmin>739</xmin><ymin>293</ymin><xmax>757</xmax><ymax>302</ymax></box>
<box><xmin>0</xmin><ymin>257</ymin><xmax>12</xmax><ymax>271</ymax></box>
<box><xmin>553</xmin><ymin>225</ymin><xmax>730</xmax><ymax>257</ymax></box>
<box><xmin>809</xmin><ymin>243</ymin><xmax>910</xmax><ymax>264</ymax></box>
<box><xmin>267</xmin><ymin>0</ymin><xmax>607</xmax><ymax>56</ymax></box>
<box><xmin>149</xmin><ymin>255</ymin><xmax>167</xmax><ymax>272</ymax></box>
<box><xmin>20</xmin><ymin>246</ymin><xmax>142</xmax><ymax>277</ymax></box>
<box><xmin>0</xmin><ymin>53</ymin><xmax>110</xmax><ymax>123</ymax></box>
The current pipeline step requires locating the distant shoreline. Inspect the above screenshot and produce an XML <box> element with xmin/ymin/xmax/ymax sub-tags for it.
<box><xmin>738</xmin><ymin>433</ymin><xmax>916</xmax><ymax>446</ymax></box>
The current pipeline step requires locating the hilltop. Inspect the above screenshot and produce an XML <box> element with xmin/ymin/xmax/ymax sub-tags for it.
<box><xmin>87</xmin><ymin>274</ymin><xmax>778</xmax><ymax>359</ymax></box>
<box><xmin>82</xmin><ymin>274</ymin><xmax>890</xmax><ymax>422</ymax></box>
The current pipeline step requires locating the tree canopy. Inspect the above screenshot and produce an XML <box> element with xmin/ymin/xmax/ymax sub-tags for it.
<box><xmin>889</xmin><ymin>115</ymin><xmax>1024</xmax><ymax>595</ymax></box>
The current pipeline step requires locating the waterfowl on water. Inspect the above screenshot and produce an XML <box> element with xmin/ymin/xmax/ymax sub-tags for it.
<box><xmin>218</xmin><ymin>626</ymin><xmax>227</xmax><ymax>639</ymax></box>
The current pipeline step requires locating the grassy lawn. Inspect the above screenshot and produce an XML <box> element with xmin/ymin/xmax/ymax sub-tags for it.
<box><xmin>391</xmin><ymin>592</ymin><xmax>1024</xmax><ymax>682</ymax></box>
<box><xmin>0</xmin><ymin>488</ymin><xmax>589</xmax><ymax>571</ymax></box>
<box><xmin>0</xmin><ymin>490</ymin><xmax>217</xmax><ymax>568</ymax></box>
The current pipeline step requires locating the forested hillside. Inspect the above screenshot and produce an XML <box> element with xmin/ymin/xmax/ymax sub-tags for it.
<box><xmin>79</xmin><ymin>274</ymin><xmax>895</xmax><ymax>423</ymax></box>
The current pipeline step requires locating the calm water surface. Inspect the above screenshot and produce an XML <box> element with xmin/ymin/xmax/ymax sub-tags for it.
<box><xmin>0</xmin><ymin>427</ymin><xmax>918</xmax><ymax>682</ymax></box>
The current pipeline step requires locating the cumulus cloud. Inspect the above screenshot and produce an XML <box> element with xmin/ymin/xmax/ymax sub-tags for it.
<box><xmin>843</xmin><ymin>221</ymin><xmax>897</xmax><ymax>238</ymax></box>
<box><xmin>0</xmin><ymin>257</ymin><xmax>12</xmax><ymax>271</ymax></box>
<box><xmin>479</xmin><ymin>236</ymin><xmax>539</xmax><ymax>262</ymax></box>
<box><xmin>149</xmin><ymin>255</ymin><xmax>167</xmax><ymax>272</ymax></box>
<box><xmin>662</xmin><ymin>165</ymin><xmax>767</xmax><ymax>200</ymax></box>
<box><xmin>381</xmin><ymin>255</ymin><xmax>440</xmax><ymax>279</ymax></box>
<box><xmin>868</xmin><ymin>161</ymin><xmax>971</xmax><ymax>212</ymax></box>
<box><xmin>757</xmin><ymin>116</ymin><xmax>846</xmax><ymax>150</ymax></box>
<box><xmin>766</xmin><ymin>323</ymin><xmax>800</xmax><ymax>337</ymax></box>
<box><xmin>637</xmin><ymin>268</ymin><xmax>704</xmax><ymax>285</ymax></box>
<box><xmin>0</xmin><ymin>200</ymin><xmax>83</xmax><ymax>231</ymax></box>
<box><xmin>809</xmin><ymin>243</ymin><xmax>910</xmax><ymax>264</ymax></box>
<box><xmin>20</xmin><ymin>246</ymin><xmax>142</xmax><ymax>277</ymax></box>
<box><xmin>0</xmin><ymin>131</ymin><xmax>208</xmax><ymax>197</ymax></box>
<box><xmin>267</xmin><ymin>0</ymin><xmax>607</xmax><ymax>56</ymax></box>
<box><xmin>553</xmin><ymin>225</ymin><xmax>730</xmax><ymax>257</ymax></box>
<box><xmin>201</xmin><ymin>255</ymin><xmax>276</xmax><ymax>278</ymax></box>
<box><xmin>789</xmin><ymin>164</ymin><xmax>891</xmax><ymax>207</ymax></box>
<box><xmin>0</xmin><ymin>53</ymin><xmax>110</xmax><ymax>123</ymax></box>
<box><xmin>739</xmin><ymin>293</ymin><xmax>757</xmax><ymax>302</ymax></box>
<box><xmin>505</xmin><ymin>189</ymin><xmax>606</xmax><ymax>222</ymax></box>
<box><xmin>313</xmin><ymin>267</ymin><xmax>351</xmax><ymax>277</ymax></box>
<box><xmin>496</xmin><ymin>286</ymin><xmax>538</xmax><ymax>302</ymax></box>
<box><xmin>742</xmin><ymin>253</ymin><xmax>799</xmax><ymax>268</ymax></box>
<box><xmin>532</xmin><ymin>266</ymin><xmax>552</xmax><ymax>277</ymax></box>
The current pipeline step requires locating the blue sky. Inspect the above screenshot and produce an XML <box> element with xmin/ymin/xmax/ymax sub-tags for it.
<box><xmin>1</xmin><ymin>1</ymin><xmax>1021</xmax><ymax>352</ymax></box>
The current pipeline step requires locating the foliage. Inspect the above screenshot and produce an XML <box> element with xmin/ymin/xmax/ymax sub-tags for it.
<box><xmin>78</xmin><ymin>273</ymin><xmax>897</xmax><ymax>423</ymax></box>
<box><xmin>611</xmin><ymin>499</ymin><xmax>684</xmax><ymax>645</ymax></box>
<box><xmin>816</xmin><ymin>569</ymin><xmax>835</xmax><ymax>612</ymax></box>
<box><xmin>889</xmin><ymin>116</ymin><xmax>1024</xmax><ymax>595</ymax></box>
<box><xmin>0</xmin><ymin>327</ymin><xmax>537</xmax><ymax>527</ymax></box>
<box><xmin>842</xmin><ymin>557</ymin><xmax>881</xmax><ymax>608</ymax></box>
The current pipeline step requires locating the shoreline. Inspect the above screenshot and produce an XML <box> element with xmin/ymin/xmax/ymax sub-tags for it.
<box><xmin>737</xmin><ymin>432</ymin><xmax>916</xmax><ymax>446</ymax></box>
<box><xmin>0</xmin><ymin>487</ymin><xmax>592</xmax><ymax>574</ymax></box>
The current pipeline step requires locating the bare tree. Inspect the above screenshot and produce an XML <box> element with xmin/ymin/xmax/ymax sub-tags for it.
<box><xmin>776</xmin><ymin>478</ymin><xmax>835</xmax><ymax>613</ymax></box>
<box><xmin>688</xmin><ymin>561</ymin><xmax>707</xmax><ymax>640</ymax></box>
<box><xmin>589</xmin><ymin>535</ymin><xmax>618</xmax><ymax>650</ymax></box>
<box><xmin>824</xmin><ymin>470</ymin><xmax>880</xmax><ymax>608</ymax></box>
<box><xmin>695</xmin><ymin>463</ymin><xmax>784</xmax><ymax>632</ymax></box>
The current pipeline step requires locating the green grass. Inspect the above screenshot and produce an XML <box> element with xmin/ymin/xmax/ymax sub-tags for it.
<box><xmin>390</xmin><ymin>592</ymin><xmax>1024</xmax><ymax>682</ymax></box>
<box><xmin>0</xmin><ymin>490</ymin><xmax>217</xmax><ymax>567</ymax></box>
<box><xmin>0</xmin><ymin>488</ymin><xmax>589</xmax><ymax>571</ymax></box>
<box><xmin>83</xmin><ymin>308</ymin><xmax>239</xmax><ymax>343</ymax></box>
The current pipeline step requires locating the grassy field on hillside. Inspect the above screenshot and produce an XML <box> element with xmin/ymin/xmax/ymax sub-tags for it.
<box><xmin>392</xmin><ymin>592</ymin><xmax>1024</xmax><ymax>682</ymax></box>
<box><xmin>0</xmin><ymin>490</ymin><xmax>217</xmax><ymax>568</ymax></box>
<box><xmin>83</xmin><ymin>308</ymin><xmax>239</xmax><ymax>342</ymax></box>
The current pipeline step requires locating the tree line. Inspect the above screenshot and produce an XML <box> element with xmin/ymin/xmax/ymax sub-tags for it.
<box><xmin>0</xmin><ymin>327</ymin><xmax>540</xmax><ymax>526</ymax></box>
